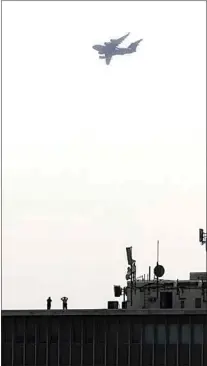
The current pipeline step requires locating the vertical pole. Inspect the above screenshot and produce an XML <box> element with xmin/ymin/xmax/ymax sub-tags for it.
<box><xmin>69</xmin><ymin>323</ymin><xmax>72</xmax><ymax>366</ymax></box>
<box><xmin>46</xmin><ymin>319</ymin><xmax>48</xmax><ymax>366</ymax></box>
<box><xmin>116</xmin><ymin>319</ymin><xmax>118</xmax><ymax>366</ymax></box>
<box><xmin>206</xmin><ymin>239</ymin><xmax>207</xmax><ymax>279</ymax></box>
<box><xmin>12</xmin><ymin>318</ymin><xmax>14</xmax><ymax>366</ymax></box>
<box><xmin>81</xmin><ymin>319</ymin><xmax>83</xmax><ymax>366</ymax></box>
<box><xmin>134</xmin><ymin>264</ymin><xmax>136</xmax><ymax>294</ymax></box>
<box><xmin>128</xmin><ymin>321</ymin><xmax>130</xmax><ymax>366</ymax></box>
<box><xmin>152</xmin><ymin>325</ymin><xmax>155</xmax><ymax>366</ymax></box>
<box><xmin>34</xmin><ymin>323</ymin><xmax>37</xmax><ymax>366</ymax></box>
<box><xmin>201</xmin><ymin>323</ymin><xmax>204</xmax><ymax>366</ymax></box>
<box><xmin>189</xmin><ymin>316</ymin><xmax>191</xmax><ymax>366</ymax></box>
<box><xmin>157</xmin><ymin>240</ymin><xmax>159</xmax><ymax>263</ymax></box>
<box><xmin>23</xmin><ymin>318</ymin><xmax>25</xmax><ymax>366</ymax></box>
<box><xmin>104</xmin><ymin>319</ymin><xmax>107</xmax><ymax>366</ymax></box>
<box><xmin>123</xmin><ymin>288</ymin><xmax>126</xmax><ymax>302</ymax></box>
<box><xmin>156</xmin><ymin>240</ymin><xmax>159</xmax><ymax>298</ymax></box>
<box><xmin>92</xmin><ymin>318</ymin><xmax>95</xmax><ymax>366</ymax></box>
<box><xmin>140</xmin><ymin>323</ymin><xmax>143</xmax><ymax>366</ymax></box>
<box><xmin>58</xmin><ymin>322</ymin><xmax>60</xmax><ymax>366</ymax></box>
<box><xmin>164</xmin><ymin>321</ymin><xmax>167</xmax><ymax>366</ymax></box>
<box><xmin>130</xmin><ymin>264</ymin><xmax>133</xmax><ymax>306</ymax></box>
<box><xmin>206</xmin><ymin>239</ymin><xmax>207</xmax><ymax>308</ymax></box>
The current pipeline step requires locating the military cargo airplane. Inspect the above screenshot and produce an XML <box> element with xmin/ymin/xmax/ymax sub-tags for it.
<box><xmin>92</xmin><ymin>33</ymin><xmax>143</xmax><ymax>65</ymax></box>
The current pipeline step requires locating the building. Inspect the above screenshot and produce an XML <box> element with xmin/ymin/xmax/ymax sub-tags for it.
<box><xmin>2</xmin><ymin>246</ymin><xmax>207</xmax><ymax>366</ymax></box>
<box><xmin>2</xmin><ymin>308</ymin><xmax>207</xmax><ymax>366</ymax></box>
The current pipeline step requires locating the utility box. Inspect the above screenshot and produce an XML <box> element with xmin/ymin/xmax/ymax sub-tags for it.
<box><xmin>108</xmin><ymin>301</ymin><xmax>119</xmax><ymax>309</ymax></box>
<box><xmin>122</xmin><ymin>301</ymin><xmax>127</xmax><ymax>309</ymax></box>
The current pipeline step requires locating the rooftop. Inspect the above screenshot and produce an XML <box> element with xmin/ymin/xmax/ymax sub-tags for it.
<box><xmin>2</xmin><ymin>308</ymin><xmax>207</xmax><ymax>317</ymax></box>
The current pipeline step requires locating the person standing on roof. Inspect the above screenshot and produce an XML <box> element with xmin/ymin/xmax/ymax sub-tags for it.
<box><xmin>61</xmin><ymin>297</ymin><xmax>68</xmax><ymax>310</ymax></box>
<box><xmin>47</xmin><ymin>297</ymin><xmax>52</xmax><ymax>310</ymax></box>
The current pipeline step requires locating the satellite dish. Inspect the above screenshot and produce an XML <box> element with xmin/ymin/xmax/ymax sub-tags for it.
<box><xmin>154</xmin><ymin>264</ymin><xmax>165</xmax><ymax>278</ymax></box>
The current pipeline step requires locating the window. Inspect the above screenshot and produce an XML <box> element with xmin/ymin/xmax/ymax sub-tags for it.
<box><xmin>193</xmin><ymin>324</ymin><xmax>203</xmax><ymax>344</ymax></box>
<box><xmin>155</xmin><ymin>345</ymin><xmax>165</xmax><ymax>366</ymax></box>
<box><xmin>71</xmin><ymin>344</ymin><xmax>81</xmax><ymax>366</ymax></box>
<box><xmin>48</xmin><ymin>317</ymin><xmax>59</xmax><ymax>343</ymax></box>
<box><xmin>14</xmin><ymin>343</ymin><xmax>24</xmax><ymax>366</ymax></box>
<box><xmin>118</xmin><ymin>319</ymin><xmax>129</xmax><ymax>344</ymax></box>
<box><xmin>144</xmin><ymin>324</ymin><xmax>154</xmax><ymax>344</ymax></box>
<box><xmin>181</xmin><ymin>324</ymin><xmax>190</xmax><ymax>344</ymax></box>
<box><xmin>107</xmin><ymin>321</ymin><xmax>117</xmax><ymax>344</ymax></box>
<box><xmin>166</xmin><ymin>347</ymin><xmax>177</xmax><ymax>366</ymax></box>
<box><xmin>2</xmin><ymin>342</ymin><xmax>12</xmax><ymax>365</ymax></box>
<box><xmin>36</xmin><ymin>318</ymin><xmax>47</xmax><ymax>343</ymax></box>
<box><xmin>106</xmin><ymin>343</ymin><xmax>117</xmax><ymax>366</ymax></box>
<box><xmin>60</xmin><ymin>318</ymin><xmax>71</xmax><ymax>342</ymax></box>
<box><xmin>25</xmin><ymin>318</ymin><xmax>35</xmax><ymax>343</ymax></box>
<box><xmin>169</xmin><ymin>324</ymin><xmax>178</xmax><ymax>344</ymax></box>
<box><xmin>130</xmin><ymin>344</ymin><xmax>140</xmax><ymax>366</ymax></box>
<box><xmin>95</xmin><ymin>318</ymin><xmax>105</xmax><ymax>343</ymax></box>
<box><xmin>83</xmin><ymin>343</ymin><xmax>93</xmax><ymax>365</ymax></box>
<box><xmin>131</xmin><ymin>321</ymin><xmax>141</xmax><ymax>343</ymax></box>
<box><xmin>48</xmin><ymin>342</ymin><xmax>58</xmax><ymax>366</ymax></box>
<box><xmin>143</xmin><ymin>345</ymin><xmax>153</xmax><ymax>365</ymax></box>
<box><xmin>36</xmin><ymin>343</ymin><xmax>46</xmax><ymax>366</ymax></box>
<box><xmin>71</xmin><ymin>319</ymin><xmax>81</xmax><ymax>343</ymax></box>
<box><xmin>59</xmin><ymin>343</ymin><xmax>70</xmax><ymax>365</ymax></box>
<box><xmin>157</xmin><ymin>324</ymin><xmax>166</xmax><ymax>344</ymax></box>
<box><xmin>83</xmin><ymin>318</ymin><xmax>94</xmax><ymax>343</ymax></box>
<box><xmin>95</xmin><ymin>342</ymin><xmax>105</xmax><ymax>365</ymax></box>
<box><xmin>25</xmin><ymin>343</ymin><xmax>35</xmax><ymax>365</ymax></box>
<box><xmin>195</xmin><ymin>298</ymin><xmax>201</xmax><ymax>308</ymax></box>
<box><xmin>118</xmin><ymin>344</ymin><xmax>128</xmax><ymax>365</ymax></box>
<box><xmin>14</xmin><ymin>318</ymin><xmax>24</xmax><ymax>343</ymax></box>
<box><xmin>2</xmin><ymin>318</ymin><xmax>13</xmax><ymax>343</ymax></box>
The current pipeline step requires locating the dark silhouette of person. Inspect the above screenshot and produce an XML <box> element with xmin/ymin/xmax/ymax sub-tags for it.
<box><xmin>47</xmin><ymin>297</ymin><xmax>52</xmax><ymax>310</ymax></box>
<box><xmin>61</xmin><ymin>297</ymin><xmax>68</xmax><ymax>310</ymax></box>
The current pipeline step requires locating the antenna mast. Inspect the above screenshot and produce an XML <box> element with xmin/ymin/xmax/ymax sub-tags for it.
<box><xmin>126</xmin><ymin>247</ymin><xmax>136</xmax><ymax>306</ymax></box>
<box><xmin>153</xmin><ymin>240</ymin><xmax>165</xmax><ymax>298</ymax></box>
<box><xmin>157</xmin><ymin>240</ymin><xmax>159</xmax><ymax>264</ymax></box>
<box><xmin>199</xmin><ymin>228</ymin><xmax>207</xmax><ymax>306</ymax></box>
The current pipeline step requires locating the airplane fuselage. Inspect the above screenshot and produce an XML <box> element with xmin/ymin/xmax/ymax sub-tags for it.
<box><xmin>113</xmin><ymin>47</ymin><xmax>134</xmax><ymax>55</ymax></box>
<box><xmin>92</xmin><ymin>45</ymin><xmax>135</xmax><ymax>56</ymax></box>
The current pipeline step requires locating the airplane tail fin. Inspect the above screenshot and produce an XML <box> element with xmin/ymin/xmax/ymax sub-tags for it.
<box><xmin>128</xmin><ymin>39</ymin><xmax>143</xmax><ymax>52</ymax></box>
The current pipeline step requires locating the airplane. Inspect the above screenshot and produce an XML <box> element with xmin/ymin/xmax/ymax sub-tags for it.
<box><xmin>92</xmin><ymin>33</ymin><xmax>143</xmax><ymax>65</ymax></box>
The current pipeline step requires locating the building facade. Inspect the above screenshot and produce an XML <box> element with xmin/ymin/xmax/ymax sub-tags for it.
<box><xmin>2</xmin><ymin>309</ymin><xmax>207</xmax><ymax>366</ymax></box>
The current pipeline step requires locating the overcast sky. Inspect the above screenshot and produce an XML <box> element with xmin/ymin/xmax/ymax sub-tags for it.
<box><xmin>2</xmin><ymin>1</ymin><xmax>206</xmax><ymax>310</ymax></box>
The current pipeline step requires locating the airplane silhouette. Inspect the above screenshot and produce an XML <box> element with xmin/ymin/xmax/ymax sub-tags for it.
<box><xmin>92</xmin><ymin>33</ymin><xmax>143</xmax><ymax>65</ymax></box>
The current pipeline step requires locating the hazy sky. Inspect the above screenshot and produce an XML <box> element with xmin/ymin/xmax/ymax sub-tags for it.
<box><xmin>3</xmin><ymin>1</ymin><xmax>206</xmax><ymax>310</ymax></box>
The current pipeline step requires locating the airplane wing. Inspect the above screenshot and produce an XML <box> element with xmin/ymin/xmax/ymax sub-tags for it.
<box><xmin>109</xmin><ymin>32</ymin><xmax>130</xmax><ymax>46</ymax></box>
<box><xmin>128</xmin><ymin>39</ymin><xmax>143</xmax><ymax>52</ymax></box>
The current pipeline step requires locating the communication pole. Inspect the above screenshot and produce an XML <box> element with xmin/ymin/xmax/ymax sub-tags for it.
<box><xmin>199</xmin><ymin>228</ymin><xmax>207</xmax><ymax>274</ymax></box>
<box><xmin>199</xmin><ymin>229</ymin><xmax>207</xmax><ymax>306</ymax></box>
<box><xmin>126</xmin><ymin>247</ymin><xmax>136</xmax><ymax>307</ymax></box>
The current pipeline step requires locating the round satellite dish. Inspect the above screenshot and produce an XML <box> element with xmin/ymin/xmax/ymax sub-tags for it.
<box><xmin>154</xmin><ymin>264</ymin><xmax>165</xmax><ymax>278</ymax></box>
